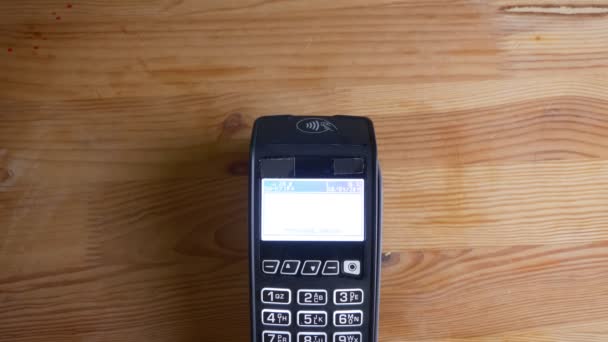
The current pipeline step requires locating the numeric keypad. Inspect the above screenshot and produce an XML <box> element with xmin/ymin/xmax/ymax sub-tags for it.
<box><xmin>259</xmin><ymin>258</ymin><xmax>366</xmax><ymax>341</ymax></box>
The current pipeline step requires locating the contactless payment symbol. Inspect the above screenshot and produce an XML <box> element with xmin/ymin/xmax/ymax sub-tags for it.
<box><xmin>296</xmin><ymin>118</ymin><xmax>338</xmax><ymax>134</ymax></box>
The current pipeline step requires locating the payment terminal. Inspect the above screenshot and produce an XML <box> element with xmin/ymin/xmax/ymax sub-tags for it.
<box><xmin>249</xmin><ymin>115</ymin><xmax>382</xmax><ymax>342</ymax></box>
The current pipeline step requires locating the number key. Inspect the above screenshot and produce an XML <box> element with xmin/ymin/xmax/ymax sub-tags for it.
<box><xmin>298</xmin><ymin>332</ymin><xmax>327</xmax><ymax>342</ymax></box>
<box><xmin>333</xmin><ymin>289</ymin><xmax>364</xmax><ymax>305</ymax></box>
<box><xmin>333</xmin><ymin>332</ymin><xmax>361</xmax><ymax>342</ymax></box>
<box><xmin>297</xmin><ymin>310</ymin><xmax>327</xmax><ymax>328</ymax></box>
<box><xmin>263</xmin><ymin>331</ymin><xmax>291</xmax><ymax>342</ymax></box>
<box><xmin>261</xmin><ymin>288</ymin><xmax>291</xmax><ymax>305</ymax></box>
<box><xmin>297</xmin><ymin>289</ymin><xmax>327</xmax><ymax>305</ymax></box>
<box><xmin>333</xmin><ymin>310</ymin><xmax>363</xmax><ymax>327</ymax></box>
<box><xmin>262</xmin><ymin>309</ymin><xmax>291</xmax><ymax>326</ymax></box>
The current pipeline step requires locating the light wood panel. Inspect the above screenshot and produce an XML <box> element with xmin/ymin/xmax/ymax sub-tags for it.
<box><xmin>2</xmin><ymin>0</ymin><xmax>608</xmax><ymax>341</ymax></box>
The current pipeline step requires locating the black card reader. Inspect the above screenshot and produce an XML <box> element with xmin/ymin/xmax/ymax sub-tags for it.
<box><xmin>249</xmin><ymin>115</ymin><xmax>382</xmax><ymax>342</ymax></box>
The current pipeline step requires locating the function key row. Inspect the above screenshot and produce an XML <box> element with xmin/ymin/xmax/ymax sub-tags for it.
<box><xmin>262</xmin><ymin>331</ymin><xmax>362</xmax><ymax>342</ymax></box>
<box><xmin>263</xmin><ymin>260</ymin><xmax>360</xmax><ymax>276</ymax></box>
<box><xmin>262</xmin><ymin>288</ymin><xmax>363</xmax><ymax>305</ymax></box>
<box><xmin>262</xmin><ymin>309</ymin><xmax>363</xmax><ymax>328</ymax></box>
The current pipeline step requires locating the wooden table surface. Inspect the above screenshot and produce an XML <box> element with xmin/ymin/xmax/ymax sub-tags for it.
<box><xmin>2</xmin><ymin>1</ymin><xmax>608</xmax><ymax>341</ymax></box>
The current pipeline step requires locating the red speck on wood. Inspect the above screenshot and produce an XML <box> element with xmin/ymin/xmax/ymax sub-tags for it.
<box><xmin>56</xmin><ymin>16</ymin><xmax>61</xmax><ymax>20</ymax></box>
<box><xmin>8</xmin><ymin>48</ymin><xmax>13</xmax><ymax>53</ymax></box>
<box><xmin>0</xmin><ymin>168</ymin><xmax>13</xmax><ymax>183</ymax></box>
<box><xmin>67</xmin><ymin>3</ymin><xmax>72</xmax><ymax>8</ymax></box>
<box><xmin>227</xmin><ymin>160</ymin><xmax>248</xmax><ymax>176</ymax></box>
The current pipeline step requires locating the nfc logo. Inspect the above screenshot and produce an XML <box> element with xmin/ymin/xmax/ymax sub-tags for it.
<box><xmin>296</xmin><ymin>118</ymin><xmax>337</xmax><ymax>134</ymax></box>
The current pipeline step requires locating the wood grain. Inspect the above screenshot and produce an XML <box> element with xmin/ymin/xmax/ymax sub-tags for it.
<box><xmin>2</xmin><ymin>0</ymin><xmax>608</xmax><ymax>341</ymax></box>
